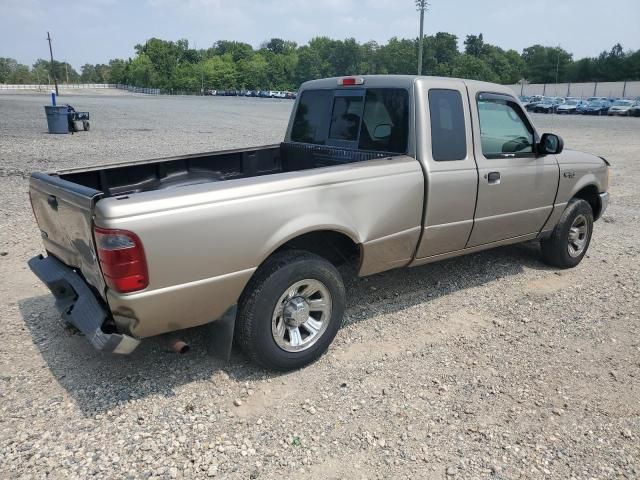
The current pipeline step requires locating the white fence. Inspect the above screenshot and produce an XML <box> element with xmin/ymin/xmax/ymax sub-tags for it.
<box><xmin>0</xmin><ymin>83</ymin><xmax>160</xmax><ymax>94</ymax></box>
<box><xmin>0</xmin><ymin>83</ymin><xmax>118</xmax><ymax>90</ymax></box>
<box><xmin>508</xmin><ymin>81</ymin><xmax>640</xmax><ymax>98</ymax></box>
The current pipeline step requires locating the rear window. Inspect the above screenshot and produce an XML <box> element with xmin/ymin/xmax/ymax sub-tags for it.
<box><xmin>428</xmin><ymin>89</ymin><xmax>466</xmax><ymax>161</ymax></box>
<box><xmin>290</xmin><ymin>90</ymin><xmax>333</xmax><ymax>144</ymax></box>
<box><xmin>329</xmin><ymin>95</ymin><xmax>364</xmax><ymax>141</ymax></box>
<box><xmin>291</xmin><ymin>88</ymin><xmax>409</xmax><ymax>154</ymax></box>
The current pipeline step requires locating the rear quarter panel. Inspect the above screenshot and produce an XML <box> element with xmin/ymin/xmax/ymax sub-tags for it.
<box><xmin>96</xmin><ymin>157</ymin><xmax>424</xmax><ymax>337</ymax></box>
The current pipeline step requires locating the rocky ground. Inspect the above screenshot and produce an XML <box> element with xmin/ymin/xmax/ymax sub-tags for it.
<box><xmin>0</xmin><ymin>92</ymin><xmax>638</xmax><ymax>479</ymax></box>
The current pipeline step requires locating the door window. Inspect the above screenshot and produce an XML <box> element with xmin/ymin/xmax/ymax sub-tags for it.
<box><xmin>477</xmin><ymin>95</ymin><xmax>534</xmax><ymax>158</ymax></box>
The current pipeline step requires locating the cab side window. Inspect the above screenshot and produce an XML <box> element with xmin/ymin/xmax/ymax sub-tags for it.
<box><xmin>477</xmin><ymin>94</ymin><xmax>534</xmax><ymax>158</ymax></box>
<box><xmin>428</xmin><ymin>89</ymin><xmax>467</xmax><ymax>161</ymax></box>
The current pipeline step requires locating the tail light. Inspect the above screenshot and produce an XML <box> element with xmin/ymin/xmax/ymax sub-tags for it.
<box><xmin>94</xmin><ymin>227</ymin><xmax>148</xmax><ymax>293</ymax></box>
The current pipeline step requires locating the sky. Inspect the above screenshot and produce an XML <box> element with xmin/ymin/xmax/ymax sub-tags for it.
<box><xmin>1</xmin><ymin>0</ymin><xmax>639</xmax><ymax>70</ymax></box>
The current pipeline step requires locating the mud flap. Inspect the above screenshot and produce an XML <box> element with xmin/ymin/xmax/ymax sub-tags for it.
<box><xmin>206</xmin><ymin>305</ymin><xmax>236</xmax><ymax>361</ymax></box>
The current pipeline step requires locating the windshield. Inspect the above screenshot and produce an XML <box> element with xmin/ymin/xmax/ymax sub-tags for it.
<box><xmin>588</xmin><ymin>101</ymin><xmax>604</xmax><ymax>107</ymax></box>
<box><xmin>613</xmin><ymin>100</ymin><xmax>633</xmax><ymax>106</ymax></box>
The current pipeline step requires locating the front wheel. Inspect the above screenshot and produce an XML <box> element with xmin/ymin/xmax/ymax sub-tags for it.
<box><xmin>236</xmin><ymin>250</ymin><xmax>345</xmax><ymax>371</ymax></box>
<box><xmin>540</xmin><ymin>199</ymin><xmax>594</xmax><ymax>269</ymax></box>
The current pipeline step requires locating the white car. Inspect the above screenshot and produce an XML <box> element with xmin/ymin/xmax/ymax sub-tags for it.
<box><xmin>608</xmin><ymin>100</ymin><xmax>637</xmax><ymax>116</ymax></box>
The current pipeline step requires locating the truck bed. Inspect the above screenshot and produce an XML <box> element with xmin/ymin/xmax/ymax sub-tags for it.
<box><xmin>54</xmin><ymin>143</ymin><xmax>395</xmax><ymax>198</ymax></box>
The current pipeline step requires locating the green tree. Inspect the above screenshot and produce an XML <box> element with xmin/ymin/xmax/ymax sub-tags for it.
<box><xmin>522</xmin><ymin>45</ymin><xmax>572</xmax><ymax>83</ymax></box>
<box><xmin>451</xmin><ymin>54</ymin><xmax>499</xmax><ymax>83</ymax></box>
<box><xmin>109</xmin><ymin>59</ymin><xmax>128</xmax><ymax>84</ymax></box>
<box><xmin>128</xmin><ymin>53</ymin><xmax>159</xmax><ymax>87</ymax></box>
<box><xmin>9</xmin><ymin>64</ymin><xmax>32</xmax><ymax>84</ymax></box>
<box><xmin>201</xmin><ymin>56</ymin><xmax>237</xmax><ymax>89</ymax></box>
<box><xmin>377</xmin><ymin>37</ymin><xmax>417</xmax><ymax>75</ymax></box>
<box><xmin>50</xmin><ymin>35</ymin><xmax>639</xmax><ymax>92</ymax></box>
<box><xmin>81</xmin><ymin>64</ymin><xmax>97</xmax><ymax>82</ymax></box>
<box><xmin>211</xmin><ymin>41</ymin><xmax>254</xmax><ymax>62</ymax></box>
<box><xmin>0</xmin><ymin>57</ymin><xmax>19</xmax><ymax>83</ymax></box>
<box><xmin>464</xmin><ymin>34</ymin><xmax>487</xmax><ymax>57</ymax></box>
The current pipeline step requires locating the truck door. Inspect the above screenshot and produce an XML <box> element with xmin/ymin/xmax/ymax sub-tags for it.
<box><xmin>414</xmin><ymin>79</ymin><xmax>478</xmax><ymax>259</ymax></box>
<box><xmin>465</xmin><ymin>89</ymin><xmax>559</xmax><ymax>247</ymax></box>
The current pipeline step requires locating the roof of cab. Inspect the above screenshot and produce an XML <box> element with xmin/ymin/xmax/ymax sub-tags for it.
<box><xmin>299</xmin><ymin>75</ymin><xmax>515</xmax><ymax>96</ymax></box>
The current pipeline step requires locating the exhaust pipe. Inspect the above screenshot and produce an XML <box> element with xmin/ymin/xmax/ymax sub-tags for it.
<box><xmin>167</xmin><ymin>338</ymin><xmax>190</xmax><ymax>354</ymax></box>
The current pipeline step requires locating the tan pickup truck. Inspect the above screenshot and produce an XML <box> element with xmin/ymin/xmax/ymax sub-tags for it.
<box><xmin>28</xmin><ymin>75</ymin><xmax>610</xmax><ymax>370</ymax></box>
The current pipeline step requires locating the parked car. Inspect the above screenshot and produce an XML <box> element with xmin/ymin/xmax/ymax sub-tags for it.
<box><xmin>628</xmin><ymin>103</ymin><xmax>640</xmax><ymax>117</ymax></box>
<box><xmin>27</xmin><ymin>75</ymin><xmax>610</xmax><ymax>371</ymax></box>
<box><xmin>576</xmin><ymin>101</ymin><xmax>590</xmax><ymax>114</ymax></box>
<box><xmin>285</xmin><ymin>91</ymin><xmax>297</xmax><ymax>100</ymax></box>
<box><xmin>525</xmin><ymin>95</ymin><xmax>544</xmax><ymax>111</ymax></box>
<box><xmin>608</xmin><ymin>99</ymin><xmax>637</xmax><ymax>116</ymax></box>
<box><xmin>582</xmin><ymin>100</ymin><xmax>610</xmax><ymax>115</ymax></box>
<box><xmin>534</xmin><ymin>97</ymin><xmax>565</xmax><ymax>113</ymax></box>
<box><xmin>205</xmin><ymin>89</ymin><xmax>217</xmax><ymax>96</ymax></box>
<box><xmin>518</xmin><ymin>95</ymin><xmax>532</xmax><ymax>109</ymax></box>
<box><xmin>557</xmin><ymin>99</ymin><xmax>586</xmax><ymax>114</ymax></box>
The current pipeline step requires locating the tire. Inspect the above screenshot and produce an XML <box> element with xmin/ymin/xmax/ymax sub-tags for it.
<box><xmin>236</xmin><ymin>250</ymin><xmax>345</xmax><ymax>371</ymax></box>
<box><xmin>540</xmin><ymin>199</ymin><xmax>594</xmax><ymax>269</ymax></box>
<box><xmin>83</xmin><ymin>120</ymin><xmax>90</xmax><ymax>131</ymax></box>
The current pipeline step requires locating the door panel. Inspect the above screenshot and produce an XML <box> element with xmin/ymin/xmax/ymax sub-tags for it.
<box><xmin>412</xmin><ymin>79</ymin><xmax>479</xmax><ymax>260</ymax></box>
<box><xmin>465</xmin><ymin>88</ymin><xmax>559</xmax><ymax>248</ymax></box>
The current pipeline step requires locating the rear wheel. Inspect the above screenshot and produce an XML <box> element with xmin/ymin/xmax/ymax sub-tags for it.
<box><xmin>541</xmin><ymin>199</ymin><xmax>594</xmax><ymax>269</ymax></box>
<box><xmin>236</xmin><ymin>250</ymin><xmax>345</xmax><ymax>371</ymax></box>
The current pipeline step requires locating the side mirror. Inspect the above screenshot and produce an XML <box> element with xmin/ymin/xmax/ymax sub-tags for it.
<box><xmin>373</xmin><ymin>124</ymin><xmax>392</xmax><ymax>140</ymax></box>
<box><xmin>539</xmin><ymin>133</ymin><xmax>564</xmax><ymax>155</ymax></box>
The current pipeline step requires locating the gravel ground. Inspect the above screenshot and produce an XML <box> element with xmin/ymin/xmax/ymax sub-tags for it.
<box><xmin>1</xmin><ymin>92</ymin><xmax>639</xmax><ymax>479</ymax></box>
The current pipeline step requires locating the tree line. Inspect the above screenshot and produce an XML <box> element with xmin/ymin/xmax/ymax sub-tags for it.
<box><xmin>2</xmin><ymin>34</ymin><xmax>639</xmax><ymax>92</ymax></box>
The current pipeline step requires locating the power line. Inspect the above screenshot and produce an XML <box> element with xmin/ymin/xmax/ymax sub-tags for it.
<box><xmin>415</xmin><ymin>0</ymin><xmax>429</xmax><ymax>76</ymax></box>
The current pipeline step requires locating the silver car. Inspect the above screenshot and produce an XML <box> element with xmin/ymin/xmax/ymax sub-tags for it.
<box><xmin>608</xmin><ymin>99</ymin><xmax>638</xmax><ymax>116</ymax></box>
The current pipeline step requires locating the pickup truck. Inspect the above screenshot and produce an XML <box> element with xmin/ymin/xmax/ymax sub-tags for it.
<box><xmin>28</xmin><ymin>75</ymin><xmax>610</xmax><ymax>370</ymax></box>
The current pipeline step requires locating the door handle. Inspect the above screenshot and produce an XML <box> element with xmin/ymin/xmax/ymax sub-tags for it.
<box><xmin>47</xmin><ymin>195</ymin><xmax>59</xmax><ymax>210</ymax></box>
<box><xmin>485</xmin><ymin>171</ymin><xmax>501</xmax><ymax>185</ymax></box>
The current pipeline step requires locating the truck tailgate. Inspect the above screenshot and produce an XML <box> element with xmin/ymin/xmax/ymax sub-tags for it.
<box><xmin>29</xmin><ymin>172</ymin><xmax>106</xmax><ymax>297</ymax></box>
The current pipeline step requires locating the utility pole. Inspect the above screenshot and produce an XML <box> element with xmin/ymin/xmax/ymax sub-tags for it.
<box><xmin>47</xmin><ymin>31</ymin><xmax>59</xmax><ymax>95</ymax></box>
<box><xmin>415</xmin><ymin>0</ymin><xmax>429</xmax><ymax>76</ymax></box>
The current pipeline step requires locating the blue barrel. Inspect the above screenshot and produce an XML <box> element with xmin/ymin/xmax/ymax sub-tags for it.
<box><xmin>44</xmin><ymin>106</ymin><xmax>69</xmax><ymax>134</ymax></box>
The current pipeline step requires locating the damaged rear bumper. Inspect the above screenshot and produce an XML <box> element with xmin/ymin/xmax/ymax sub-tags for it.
<box><xmin>28</xmin><ymin>254</ymin><xmax>140</xmax><ymax>354</ymax></box>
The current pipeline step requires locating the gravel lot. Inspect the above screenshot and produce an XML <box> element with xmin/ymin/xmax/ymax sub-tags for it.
<box><xmin>1</xmin><ymin>91</ymin><xmax>639</xmax><ymax>479</ymax></box>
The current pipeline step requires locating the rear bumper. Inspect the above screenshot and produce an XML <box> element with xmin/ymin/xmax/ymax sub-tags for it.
<box><xmin>28</xmin><ymin>255</ymin><xmax>140</xmax><ymax>354</ymax></box>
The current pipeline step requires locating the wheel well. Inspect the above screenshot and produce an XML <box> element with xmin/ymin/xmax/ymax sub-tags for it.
<box><xmin>573</xmin><ymin>185</ymin><xmax>602</xmax><ymax>219</ymax></box>
<box><xmin>273</xmin><ymin>231</ymin><xmax>361</xmax><ymax>271</ymax></box>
